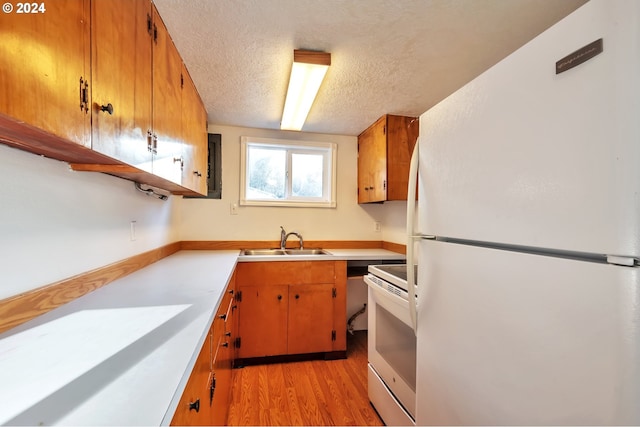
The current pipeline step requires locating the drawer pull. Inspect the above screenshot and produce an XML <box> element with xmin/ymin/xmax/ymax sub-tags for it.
<box><xmin>189</xmin><ymin>399</ymin><xmax>200</xmax><ymax>413</ymax></box>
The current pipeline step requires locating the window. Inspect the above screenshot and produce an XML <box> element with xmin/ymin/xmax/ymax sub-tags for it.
<box><xmin>240</xmin><ymin>137</ymin><xmax>337</xmax><ymax>207</ymax></box>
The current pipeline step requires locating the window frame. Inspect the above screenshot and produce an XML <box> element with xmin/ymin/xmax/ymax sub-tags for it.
<box><xmin>240</xmin><ymin>136</ymin><xmax>337</xmax><ymax>208</ymax></box>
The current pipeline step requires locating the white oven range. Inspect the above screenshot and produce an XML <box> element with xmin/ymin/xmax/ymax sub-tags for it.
<box><xmin>364</xmin><ymin>264</ymin><xmax>416</xmax><ymax>426</ymax></box>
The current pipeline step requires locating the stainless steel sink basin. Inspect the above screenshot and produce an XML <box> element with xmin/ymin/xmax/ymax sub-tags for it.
<box><xmin>242</xmin><ymin>249</ymin><xmax>286</xmax><ymax>256</ymax></box>
<box><xmin>284</xmin><ymin>249</ymin><xmax>329</xmax><ymax>255</ymax></box>
<box><xmin>241</xmin><ymin>248</ymin><xmax>329</xmax><ymax>256</ymax></box>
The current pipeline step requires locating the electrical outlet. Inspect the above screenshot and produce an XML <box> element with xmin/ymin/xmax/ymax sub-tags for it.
<box><xmin>230</xmin><ymin>202</ymin><xmax>239</xmax><ymax>215</ymax></box>
<box><xmin>374</xmin><ymin>221</ymin><xmax>381</xmax><ymax>232</ymax></box>
<box><xmin>130</xmin><ymin>220</ymin><xmax>137</xmax><ymax>241</ymax></box>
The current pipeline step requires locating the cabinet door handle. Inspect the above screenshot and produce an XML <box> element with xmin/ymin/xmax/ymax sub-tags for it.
<box><xmin>295</xmin><ymin>294</ymin><xmax>300</xmax><ymax>299</ymax></box>
<box><xmin>79</xmin><ymin>77</ymin><xmax>89</xmax><ymax>113</ymax></box>
<box><xmin>277</xmin><ymin>294</ymin><xmax>282</xmax><ymax>300</ymax></box>
<box><xmin>99</xmin><ymin>103</ymin><xmax>114</xmax><ymax>115</ymax></box>
<box><xmin>218</xmin><ymin>313</ymin><xmax>227</xmax><ymax>320</ymax></box>
<box><xmin>189</xmin><ymin>399</ymin><xmax>200</xmax><ymax>413</ymax></box>
<box><xmin>193</xmin><ymin>170</ymin><xmax>202</xmax><ymax>177</ymax></box>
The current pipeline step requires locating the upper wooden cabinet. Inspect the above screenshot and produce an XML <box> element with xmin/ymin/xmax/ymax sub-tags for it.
<box><xmin>151</xmin><ymin>6</ymin><xmax>184</xmax><ymax>186</ymax></box>
<box><xmin>179</xmin><ymin>65</ymin><xmax>208</xmax><ymax>196</ymax></box>
<box><xmin>0</xmin><ymin>0</ymin><xmax>91</xmax><ymax>148</ymax></box>
<box><xmin>357</xmin><ymin>114</ymin><xmax>419</xmax><ymax>203</ymax></box>
<box><xmin>0</xmin><ymin>0</ymin><xmax>208</xmax><ymax>196</ymax></box>
<box><xmin>91</xmin><ymin>0</ymin><xmax>153</xmax><ymax>171</ymax></box>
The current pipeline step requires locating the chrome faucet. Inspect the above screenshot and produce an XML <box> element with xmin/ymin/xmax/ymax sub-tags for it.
<box><xmin>280</xmin><ymin>226</ymin><xmax>304</xmax><ymax>250</ymax></box>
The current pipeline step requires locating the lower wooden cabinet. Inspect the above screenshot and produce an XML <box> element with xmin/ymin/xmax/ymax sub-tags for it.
<box><xmin>287</xmin><ymin>282</ymin><xmax>335</xmax><ymax>355</ymax></box>
<box><xmin>235</xmin><ymin>261</ymin><xmax>347</xmax><ymax>360</ymax></box>
<box><xmin>170</xmin><ymin>327</ymin><xmax>213</xmax><ymax>426</ymax></box>
<box><xmin>236</xmin><ymin>284</ymin><xmax>288</xmax><ymax>358</ymax></box>
<box><xmin>171</xmin><ymin>274</ymin><xmax>236</xmax><ymax>426</ymax></box>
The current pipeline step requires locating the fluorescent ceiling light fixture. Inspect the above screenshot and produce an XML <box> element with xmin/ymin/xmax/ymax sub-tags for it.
<box><xmin>281</xmin><ymin>49</ymin><xmax>331</xmax><ymax>131</ymax></box>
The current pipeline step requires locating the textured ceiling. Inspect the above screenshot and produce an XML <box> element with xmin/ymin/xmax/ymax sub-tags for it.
<box><xmin>153</xmin><ymin>0</ymin><xmax>587</xmax><ymax>136</ymax></box>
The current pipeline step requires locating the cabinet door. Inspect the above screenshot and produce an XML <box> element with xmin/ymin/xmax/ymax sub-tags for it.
<box><xmin>211</xmin><ymin>305</ymin><xmax>232</xmax><ymax>426</ymax></box>
<box><xmin>332</xmin><ymin>260</ymin><xmax>347</xmax><ymax>352</ymax></box>
<box><xmin>152</xmin><ymin>6</ymin><xmax>184</xmax><ymax>185</ymax></box>
<box><xmin>0</xmin><ymin>0</ymin><xmax>90</xmax><ymax>147</ymax></box>
<box><xmin>180</xmin><ymin>65</ymin><xmax>208</xmax><ymax>195</ymax></box>
<box><xmin>287</xmin><ymin>283</ymin><xmax>334</xmax><ymax>355</ymax></box>
<box><xmin>91</xmin><ymin>0</ymin><xmax>153</xmax><ymax>171</ymax></box>
<box><xmin>237</xmin><ymin>285</ymin><xmax>288</xmax><ymax>358</ymax></box>
<box><xmin>386</xmin><ymin>115</ymin><xmax>419</xmax><ymax>200</ymax></box>
<box><xmin>170</xmin><ymin>327</ymin><xmax>212</xmax><ymax>426</ymax></box>
<box><xmin>357</xmin><ymin>116</ymin><xmax>387</xmax><ymax>203</ymax></box>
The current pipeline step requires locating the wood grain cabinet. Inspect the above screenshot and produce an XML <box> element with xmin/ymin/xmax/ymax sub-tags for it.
<box><xmin>0</xmin><ymin>0</ymin><xmax>91</xmax><ymax>150</ymax></box>
<box><xmin>0</xmin><ymin>0</ymin><xmax>207</xmax><ymax>196</ymax></box>
<box><xmin>357</xmin><ymin>114</ymin><xmax>419</xmax><ymax>203</ymax></box>
<box><xmin>91</xmin><ymin>0</ymin><xmax>153</xmax><ymax>170</ymax></box>
<box><xmin>235</xmin><ymin>261</ymin><xmax>347</xmax><ymax>361</ymax></box>
<box><xmin>170</xmin><ymin>324</ymin><xmax>213</xmax><ymax>426</ymax></box>
<box><xmin>178</xmin><ymin>65</ymin><xmax>208</xmax><ymax>195</ymax></box>
<box><xmin>171</xmin><ymin>276</ymin><xmax>236</xmax><ymax>426</ymax></box>
<box><xmin>150</xmin><ymin>5</ymin><xmax>185</xmax><ymax>186</ymax></box>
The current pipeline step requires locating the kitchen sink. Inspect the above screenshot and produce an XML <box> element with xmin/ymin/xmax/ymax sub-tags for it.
<box><xmin>284</xmin><ymin>249</ymin><xmax>329</xmax><ymax>255</ymax></box>
<box><xmin>241</xmin><ymin>248</ymin><xmax>329</xmax><ymax>256</ymax></box>
<box><xmin>242</xmin><ymin>249</ymin><xmax>287</xmax><ymax>256</ymax></box>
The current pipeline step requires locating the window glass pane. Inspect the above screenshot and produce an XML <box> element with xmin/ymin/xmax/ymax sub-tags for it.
<box><xmin>291</xmin><ymin>152</ymin><xmax>323</xmax><ymax>198</ymax></box>
<box><xmin>247</xmin><ymin>146</ymin><xmax>286</xmax><ymax>199</ymax></box>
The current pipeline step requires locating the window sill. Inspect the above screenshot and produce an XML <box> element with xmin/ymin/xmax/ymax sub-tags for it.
<box><xmin>240</xmin><ymin>199</ymin><xmax>337</xmax><ymax>208</ymax></box>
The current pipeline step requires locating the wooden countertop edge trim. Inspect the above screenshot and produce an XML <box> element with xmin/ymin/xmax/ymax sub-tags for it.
<box><xmin>382</xmin><ymin>240</ymin><xmax>407</xmax><ymax>254</ymax></box>
<box><xmin>0</xmin><ymin>241</ymin><xmax>182</xmax><ymax>335</ymax></box>
<box><xmin>0</xmin><ymin>240</ymin><xmax>405</xmax><ymax>334</ymax></box>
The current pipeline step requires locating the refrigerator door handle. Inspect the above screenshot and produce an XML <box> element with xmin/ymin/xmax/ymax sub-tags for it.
<box><xmin>406</xmin><ymin>139</ymin><xmax>420</xmax><ymax>335</ymax></box>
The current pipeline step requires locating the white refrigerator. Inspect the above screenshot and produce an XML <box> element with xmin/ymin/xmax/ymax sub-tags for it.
<box><xmin>408</xmin><ymin>0</ymin><xmax>640</xmax><ymax>424</ymax></box>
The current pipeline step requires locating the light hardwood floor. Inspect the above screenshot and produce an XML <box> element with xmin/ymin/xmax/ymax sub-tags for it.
<box><xmin>227</xmin><ymin>331</ymin><xmax>383</xmax><ymax>426</ymax></box>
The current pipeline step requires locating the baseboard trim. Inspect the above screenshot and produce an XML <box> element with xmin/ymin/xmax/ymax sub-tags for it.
<box><xmin>234</xmin><ymin>350</ymin><xmax>347</xmax><ymax>368</ymax></box>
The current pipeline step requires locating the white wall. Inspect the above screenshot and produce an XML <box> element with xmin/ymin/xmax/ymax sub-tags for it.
<box><xmin>0</xmin><ymin>144</ymin><xmax>180</xmax><ymax>300</ymax></box>
<box><xmin>179</xmin><ymin>124</ymin><xmax>404</xmax><ymax>243</ymax></box>
<box><xmin>380</xmin><ymin>200</ymin><xmax>409</xmax><ymax>244</ymax></box>
<box><xmin>0</xmin><ymin>123</ymin><xmax>408</xmax><ymax>301</ymax></box>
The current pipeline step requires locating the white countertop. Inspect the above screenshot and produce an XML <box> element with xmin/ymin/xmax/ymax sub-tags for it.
<box><xmin>0</xmin><ymin>248</ymin><xmax>403</xmax><ymax>426</ymax></box>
